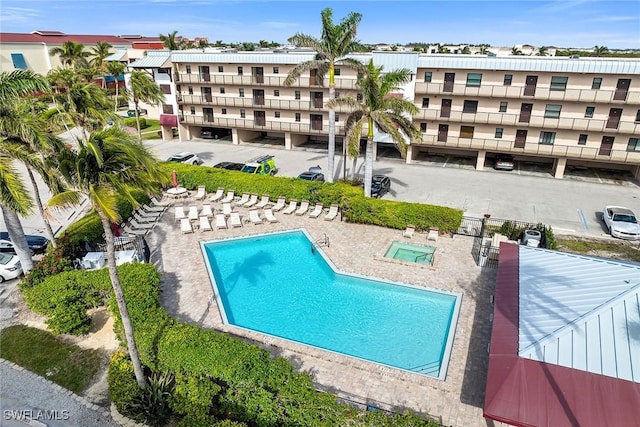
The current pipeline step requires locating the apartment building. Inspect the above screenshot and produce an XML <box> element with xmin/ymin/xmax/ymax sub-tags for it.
<box><xmin>170</xmin><ymin>51</ymin><xmax>639</xmax><ymax>179</ymax></box>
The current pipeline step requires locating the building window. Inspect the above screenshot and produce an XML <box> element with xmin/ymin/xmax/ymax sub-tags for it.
<box><xmin>335</xmin><ymin>114</ymin><xmax>339</xmax><ymax>122</ymax></box>
<box><xmin>160</xmin><ymin>84</ymin><xmax>171</xmax><ymax>94</ymax></box>
<box><xmin>188</xmin><ymin>86</ymin><xmax>193</xmax><ymax>95</ymax></box>
<box><xmin>585</xmin><ymin>106</ymin><xmax>595</xmax><ymax>118</ymax></box>
<box><xmin>628</xmin><ymin>138</ymin><xmax>640</xmax><ymax>152</ymax></box>
<box><xmin>539</xmin><ymin>131</ymin><xmax>556</xmax><ymax>145</ymax></box>
<box><xmin>463</xmin><ymin>100</ymin><xmax>478</xmax><ymax>113</ymax></box>
<box><xmin>495</xmin><ymin>128</ymin><xmax>503</xmax><ymax>138</ymax></box>
<box><xmin>219</xmin><ymin>87</ymin><xmax>225</xmax><ymax>94</ymax></box>
<box><xmin>592</xmin><ymin>77</ymin><xmax>602</xmax><ymax>89</ymax></box>
<box><xmin>356</xmin><ymin>93</ymin><xmax>363</xmax><ymax>101</ymax></box>
<box><xmin>221</xmin><ymin>108</ymin><xmax>227</xmax><ymax>115</ymax></box>
<box><xmin>218</xmin><ymin>66</ymin><xmax>224</xmax><ymax>72</ymax></box>
<box><xmin>422</xmin><ymin>97</ymin><xmax>430</xmax><ymax>108</ymax></box>
<box><xmin>578</xmin><ymin>134</ymin><xmax>587</xmax><ymax>145</ymax></box>
<box><xmin>274</xmin><ymin>89</ymin><xmax>280</xmax><ymax>97</ymax></box>
<box><xmin>544</xmin><ymin>104</ymin><xmax>562</xmax><ymax>118</ymax></box>
<box><xmin>240</xmin><ymin>109</ymin><xmax>246</xmax><ymax>118</ymax></box>
<box><xmin>499</xmin><ymin>101</ymin><xmax>508</xmax><ymax>112</ymax></box>
<box><xmin>273</xmin><ymin>66</ymin><xmax>279</xmax><ymax>74</ymax></box>
<box><xmin>460</xmin><ymin>126</ymin><xmax>475</xmax><ymax>138</ymax></box>
<box><xmin>237</xmin><ymin>66</ymin><xmax>243</xmax><ymax>75</ymax></box>
<box><xmin>275</xmin><ymin>111</ymin><xmax>281</xmax><ymax>118</ymax></box>
<box><xmin>163</xmin><ymin>105</ymin><xmax>174</xmax><ymax>114</ymax></box>
<box><xmin>503</xmin><ymin>74</ymin><xmax>513</xmax><ymax>86</ymax></box>
<box><xmin>420</xmin><ymin>123</ymin><xmax>427</xmax><ymax>132</ymax></box>
<box><xmin>295</xmin><ymin>90</ymin><xmax>301</xmax><ymax>100</ymax></box>
<box><xmin>466</xmin><ymin>73</ymin><xmax>482</xmax><ymax>87</ymax></box>
<box><xmin>550</xmin><ymin>76</ymin><xmax>568</xmax><ymax>91</ymax></box>
<box><xmin>185</xmin><ymin>65</ymin><xmax>191</xmax><ymax>74</ymax></box>
<box><xmin>189</xmin><ymin>106</ymin><xmax>195</xmax><ymax>115</ymax></box>
<box><xmin>635</xmin><ymin>109</ymin><xmax>640</xmax><ymax>123</ymax></box>
<box><xmin>239</xmin><ymin>88</ymin><xmax>245</xmax><ymax>97</ymax></box>
<box><xmin>295</xmin><ymin>113</ymin><xmax>301</xmax><ymax>122</ymax></box>
<box><xmin>424</xmin><ymin>71</ymin><xmax>432</xmax><ymax>82</ymax></box>
<box><xmin>334</xmin><ymin>68</ymin><xmax>341</xmax><ymax>76</ymax></box>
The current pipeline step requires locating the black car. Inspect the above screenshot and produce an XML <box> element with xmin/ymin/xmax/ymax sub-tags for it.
<box><xmin>371</xmin><ymin>175</ymin><xmax>391</xmax><ymax>198</ymax></box>
<box><xmin>298</xmin><ymin>171</ymin><xmax>325</xmax><ymax>182</ymax></box>
<box><xmin>0</xmin><ymin>232</ymin><xmax>49</xmax><ymax>254</ymax></box>
<box><xmin>214</xmin><ymin>162</ymin><xmax>245</xmax><ymax>171</ymax></box>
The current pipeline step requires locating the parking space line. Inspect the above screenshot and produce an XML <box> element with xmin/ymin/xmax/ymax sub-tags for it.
<box><xmin>578</xmin><ymin>209</ymin><xmax>590</xmax><ymax>232</ymax></box>
<box><xmin>593</xmin><ymin>169</ymin><xmax>603</xmax><ymax>184</ymax></box>
<box><xmin>442</xmin><ymin>157</ymin><xmax>449</xmax><ymax>168</ymax></box>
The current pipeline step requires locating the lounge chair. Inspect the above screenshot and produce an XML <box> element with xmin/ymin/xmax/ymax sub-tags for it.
<box><xmin>141</xmin><ymin>203</ymin><xmax>165</xmax><ymax>213</ymax></box>
<box><xmin>133</xmin><ymin>212</ymin><xmax>156</xmax><ymax>224</ymax></box>
<box><xmin>174</xmin><ymin>206</ymin><xmax>186</xmax><ymax>222</ymax></box>
<box><xmin>427</xmin><ymin>227</ymin><xmax>439</xmax><ymax>243</ymax></box>
<box><xmin>151</xmin><ymin>196</ymin><xmax>171</xmax><ymax>207</ymax></box>
<box><xmin>235</xmin><ymin>192</ymin><xmax>250</xmax><ymax>206</ymax></box>
<box><xmin>264</xmin><ymin>208</ymin><xmax>279</xmax><ymax>223</ymax></box>
<box><xmin>244</xmin><ymin>193</ymin><xmax>259</xmax><ymax>208</ymax></box>
<box><xmin>130</xmin><ymin>219</ymin><xmax>154</xmax><ymax>229</ymax></box>
<box><xmin>230</xmin><ymin>211</ymin><xmax>243</xmax><ymax>228</ymax></box>
<box><xmin>271</xmin><ymin>196</ymin><xmax>286</xmax><ymax>212</ymax></box>
<box><xmin>209</xmin><ymin>187</ymin><xmax>225</xmax><ymax>202</ymax></box>
<box><xmin>201</xmin><ymin>204</ymin><xmax>214</xmax><ymax>218</ymax></box>
<box><xmin>122</xmin><ymin>224</ymin><xmax>147</xmax><ymax>236</ymax></box>
<box><xmin>199</xmin><ymin>216</ymin><xmax>212</xmax><ymax>232</ymax></box>
<box><xmin>137</xmin><ymin>207</ymin><xmax>161</xmax><ymax>218</ymax></box>
<box><xmin>403</xmin><ymin>225</ymin><xmax>415</xmax><ymax>239</ymax></box>
<box><xmin>323</xmin><ymin>204</ymin><xmax>339</xmax><ymax>221</ymax></box>
<box><xmin>255</xmin><ymin>194</ymin><xmax>270</xmax><ymax>208</ymax></box>
<box><xmin>220</xmin><ymin>190</ymin><xmax>235</xmax><ymax>204</ymax></box>
<box><xmin>308</xmin><ymin>203</ymin><xmax>324</xmax><ymax>219</ymax></box>
<box><xmin>222</xmin><ymin>202</ymin><xmax>232</xmax><ymax>217</ymax></box>
<box><xmin>187</xmin><ymin>206</ymin><xmax>199</xmax><ymax>221</ymax></box>
<box><xmin>282</xmin><ymin>199</ymin><xmax>298</xmax><ymax>215</ymax></box>
<box><xmin>248</xmin><ymin>208</ymin><xmax>264</xmax><ymax>225</ymax></box>
<box><xmin>215</xmin><ymin>213</ymin><xmax>227</xmax><ymax>229</ymax></box>
<box><xmin>295</xmin><ymin>200</ymin><xmax>310</xmax><ymax>216</ymax></box>
<box><xmin>194</xmin><ymin>185</ymin><xmax>206</xmax><ymax>201</ymax></box>
<box><xmin>180</xmin><ymin>218</ymin><xmax>193</xmax><ymax>234</ymax></box>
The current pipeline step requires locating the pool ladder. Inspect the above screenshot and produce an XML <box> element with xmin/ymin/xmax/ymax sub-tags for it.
<box><xmin>312</xmin><ymin>234</ymin><xmax>330</xmax><ymax>253</ymax></box>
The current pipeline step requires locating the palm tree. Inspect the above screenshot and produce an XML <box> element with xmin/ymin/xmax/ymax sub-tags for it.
<box><xmin>511</xmin><ymin>46</ymin><xmax>523</xmax><ymax>56</ymax></box>
<box><xmin>105</xmin><ymin>61</ymin><xmax>126</xmax><ymax>112</ymax></box>
<box><xmin>285</xmin><ymin>7</ymin><xmax>365</xmax><ymax>183</ymax></box>
<box><xmin>90</xmin><ymin>41</ymin><xmax>114</xmax><ymax>73</ymax></box>
<box><xmin>536</xmin><ymin>46</ymin><xmax>549</xmax><ymax>56</ymax></box>
<box><xmin>437</xmin><ymin>45</ymin><xmax>450</xmax><ymax>54</ymax></box>
<box><xmin>593</xmin><ymin>45</ymin><xmax>609</xmax><ymax>57</ymax></box>
<box><xmin>50</xmin><ymin>127</ymin><xmax>169</xmax><ymax>388</ymax></box>
<box><xmin>159</xmin><ymin>31</ymin><xmax>180</xmax><ymax>50</ymax></box>
<box><xmin>461</xmin><ymin>46</ymin><xmax>471</xmax><ymax>54</ymax></box>
<box><xmin>327</xmin><ymin>60</ymin><xmax>422</xmax><ymax>197</ymax></box>
<box><xmin>127</xmin><ymin>71</ymin><xmax>165</xmax><ymax>142</ymax></box>
<box><xmin>478</xmin><ymin>45</ymin><xmax>489</xmax><ymax>55</ymax></box>
<box><xmin>49</xmin><ymin>41</ymin><xmax>90</xmax><ymax>69</ymax></box>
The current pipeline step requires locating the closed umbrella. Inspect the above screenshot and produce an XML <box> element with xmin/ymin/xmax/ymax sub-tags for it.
<box><xmin>172</xmin><ymin>170</ymin><xmax>178</xmax><ymax>187</ymax></box>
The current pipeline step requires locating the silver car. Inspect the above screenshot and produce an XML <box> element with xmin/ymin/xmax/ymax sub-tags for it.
<box><xmin>602</xmin><ymin>206</ymin><xmax>640</xmax><ymax>240</ymax></box>
<box><xmin>0</xmin><ymin>253</ymin><xmax>22</xmax><ymax>282</ymax></box>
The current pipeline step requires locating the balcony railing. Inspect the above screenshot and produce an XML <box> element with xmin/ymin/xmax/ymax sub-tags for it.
<box><xmin>412</xmin><ymin>134</ymin><xmax>640</xmax><ymax>162</ymax></box>
<box><xmin>414</xmin><ymin>81</ymin><xmax>639</xmax><ymax>104</ymax></box>
<box><xmin>176</xmin><ymin>73</ymin><xmax>359</xmax><ymax>89</ymax></box>
<box><xmin>180</xmin><ymin>114</ymin><xmax>344</xmax><ymax>134</ymax></box>
<box><xmin>177</xmin><ymin>94</ymin><xmax>353</xmax><ymax>112</ymax></box>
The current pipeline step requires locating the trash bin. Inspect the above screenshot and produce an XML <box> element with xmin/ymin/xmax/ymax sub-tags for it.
<box><xmin>523</xmin><ymin>229</ymin><xmax>542</xmax><ymax>246</ymax></box>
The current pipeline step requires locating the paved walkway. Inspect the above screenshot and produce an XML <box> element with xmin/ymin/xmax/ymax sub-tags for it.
<box><xmin>147</xmin><ymin>196</ymin><xmax>502</xmax><ymax>427</ymax></box>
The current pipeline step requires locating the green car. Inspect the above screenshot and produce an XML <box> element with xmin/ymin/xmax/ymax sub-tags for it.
<box><xmin>241</xmin><ymin>155</ymin><xmax>277</xmax><ymax>175</ymax></box>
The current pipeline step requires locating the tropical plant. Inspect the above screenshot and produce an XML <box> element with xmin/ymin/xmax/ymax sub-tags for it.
<box><xmin>89</xmin><ymin>41</ymin><xmax>114</xmax><ymax>73</ymax></box>
<box><xmin>511</xmin><ymin>46</ymin><xmax>523</xmax><ymax>55</ymax></box>
<box><xmin>437</xmin><ymin>44</ymin><xmax>450</xmax><ymax>53</ymax></box>
<box><xmin>105</xmin><ymin>61</ymin><xmax>126</xmax><ymax>112</ymax></box>
<box><xmin>478</xmin><ymin>45</ymin><xmax>489</xmax><ymax>55</ymax></box>
<box><xmin>159</xmin><ymin>31</ymin><xmax>180</xmax><ymax>50</ymax></box>
<box><xmin>327</xmin><ymin>59</ymin><xmax>422</xmax><ymax>197</ymax></box>
<box><xmin>127</xmin><ymin>70</ymin><xmax>165</xmax><ymax>142</ymax></box>
<box><xmin>461</xmin><ymin>46</ymin><xmax>471</xmax><ymax>54</ymax></box>
<box><xmin>536</xmin><ymin>46</ymin><xmax>549</xmax><ymax>56</ymax></box>
<box><xmin>593</xmin><ymin>45</ymin><xmax>609</xmax><ymax>57</ymax></box>
<box><xmin>49</xmin><ymin>127</ymin><xmax>169</xmax><ymax>388</ymax></box>
<box><xmin>285</xmin><ymin>7</ymin><xmax>365</xmax><ymax>183</ymax></box>
<box><xmin>49</xmin><ymin>41</ymin><xmax>90</xmax><ymax>69</ymax></box>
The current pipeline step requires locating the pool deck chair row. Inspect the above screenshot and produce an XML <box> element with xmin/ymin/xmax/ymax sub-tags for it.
<box><xmin>324</xmin><ymin>204</ymin><xmax>339</xmax><ymax>221</ymax></box>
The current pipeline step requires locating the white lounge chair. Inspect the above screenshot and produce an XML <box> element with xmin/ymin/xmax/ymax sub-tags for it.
<box><xmin>215</xmin><ymin>213</ymin><xmax>227</xmax><ymax>229</ymax></box>
<box><xmin>264</xmin><ymin>208</ymin><xmax>279</xmax><ymax>223</ymax></box>
<box><xmin>180</xmin><ymin>218</ymin><xmax>193</xmax><ymax>234</ymax></box>
<box><xmin>187</xmin><ymin>206</ymin><xmax>199</xmax><ymax>221</ymax></box>
<box><xmin>255</xmin><ymin>194</ymin><xmax>270</xmax><ymax>209</ymax></box>
<box><xmin>403</xmin><ymin>225</ymin><xmax>415</xmax><ymax>239</ymax></box>
<box><xmin>199</xmin><ymin>216</ymin><xmax>212</xmax><ymax>232</ymax></box>
<box><xmin>133</xmin><ymin>212</ymin><xmax>156</xmax><ymax>224</ymax></box>
<box><xmin>295</xmin><ymin>200</ymin><xmax>310</xmax><ymax>216</ymax></box>
<box><xmin>209</xmin><ymin>187</ymin><xmax>225</xmax><ymax>202</ymax></box>
<box><xmin>230</xmin><ymin>211</ymin><xmax>243</xmax><ymax>228</ymax></box>
<box><xmin>248</xmin><ymin>208</ymin><xmax>264</xmax><ymax>225</ymax></box>
<box><xmin>174</xmin><ymin>206</ymin><xmax>186</xmax><ymax>222</ymax></box>
<box><xmin>201</xmin><ymin>204</ymin><xmax>214</xmax><ymax>218</ymax></box>
<box><xmin>151</xmin><ymin>196</ymin><xmax>171</xmax><ymax>207</ymax></box>
<box><xmin>220</xmin><ymin>190</ymin><xmax>235</xmax><ymax>204</ymax></box>
<box><xmin>324</xmin><ymin>204</ymin><xmax>339</xmax><ymax>221</ymax></box>
<box><xmin>235</xmin><ymin>192</ymin><xmax>250</xmax><ymax>206</ymax></box>
<box><xmin>282</xmin><ymin>199</ymin><xmax>297</xmax><ymax>215</ymax></box>
<box><xmin>427</xmin><ymin>227</ymin><xmax>439</xmax><ymax>243</ymax></box>
<box><xmin>122</xmin><ymin>224</ymin><xmax>147</xmax><ymax>236</ymax></box>
<box><xmin>244</xmin><ymin>193</ymin><xmax>259</xmax><ymax>208</ymax></box>
<box><xmin>130</xmin><ymin>219</ymin><xmax>154</xmax><ymax>229</ymax></box>
<box><xmin>222</xmin><ymin>202</ymin><xmax>232</xmax><ymax>217</ymax></box>
<box><xmin>194</xmin><ymin>185</ymin><xmax>206</xmax><ymax>201</ymax></box>
<box><xmin>142</xmin><ymin>203</ymin><xmax>165</xmax><ymax>213</ymax></box>
<box><xmin>308</xmin><ymin>203</ymin><xmax>324</xmax><ymax>219</ymax></box>
<box><xmin>271</xmin><ymin>196</ymin><xmax>286</xmax><ymax>212</ymax></box>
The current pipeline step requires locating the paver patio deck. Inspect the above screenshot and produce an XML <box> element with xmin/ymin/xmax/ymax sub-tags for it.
<box><xmin>145</xmin><ymin>195</ymin><xmax>501</xmax><ymax>427</ymax></box>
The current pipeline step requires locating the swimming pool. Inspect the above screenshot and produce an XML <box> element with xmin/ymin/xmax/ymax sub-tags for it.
<box><xmin>385</xmin><ymin>241</ymin><xmax>436</xmax><ymax>265</ymax></box>
<box><xmin>202</xmin><ymin>229</ymin><xmax>461</xmax><ymax>379</ymax></box>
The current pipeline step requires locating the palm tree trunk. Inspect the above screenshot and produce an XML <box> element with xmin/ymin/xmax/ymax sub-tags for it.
<box><xmin>364</xmin><ymin>138</ymin><xmax>374</xmax><ymax>198</ymax></box>
<box><xmin>327</xmin><ymin>87</ymin><xmax>336</xmax><ymax>184</ymax></box>
<box><xmin>1</xmin><ymin>206</ymin><xmax>34</xmax><ymax>272</ymax></box>
<box><xmin>96</xmin><ymin>208</ymin><xmax>147</xmax><ymax>389</ymax></box>
<box><xmin>350</xmin><ymin>155</ymin><xmax>357</xmax><ymax>181</ymax></box>
<box><xmin>26</xmin><ymin>168</ymin><xmax>56</xmax><ymax>248</ymax></box>
<box><xmin>134</xmin><ymin>99</ymin><xmax>142</xmax><ymax>143</ymax></box>
<box><xmin>114</xmin><ymin>82</ymin><xmax>119</xmax><ymax>113</ymax></box>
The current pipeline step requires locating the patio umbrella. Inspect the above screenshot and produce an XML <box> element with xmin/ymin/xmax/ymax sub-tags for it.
<box><xmin>172</xmin><ymin>170</ymin><xmax>178</xmax><ymax>187</ymax></box>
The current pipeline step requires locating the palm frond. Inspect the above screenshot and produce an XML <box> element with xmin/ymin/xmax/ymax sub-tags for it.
<box><xmin>283</xmin><ymin>60</ymin><xmax>325</xmax><ymax>86</ymax></box>
<box><xmin>0</xmin><ymin>156</ymin><xmax>33</xmax><ymax>215</ymax></box>
<box><xmin>47</xmin><ymin>190</ymin><xmax>83</xmax><ymax>210</ymax></box>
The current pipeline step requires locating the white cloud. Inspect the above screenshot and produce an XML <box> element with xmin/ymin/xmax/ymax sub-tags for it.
<box><xmin>587</xmin><ymin>15</ymin><xmax>638</xmax><ymax>23</ymax></box>
<box><xmin>0</xmin><ymin>6</ymin><xmax>41</xmax><ymax>25</ymax></box>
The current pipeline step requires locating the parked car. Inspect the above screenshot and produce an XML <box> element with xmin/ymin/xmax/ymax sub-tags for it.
<box><xmin>602</xmin><ymin>206</ymin><xmax>640</xmax><ymax>240</ymax></box>
<box><xmin>126</xmin><ymin>108</ymin><xmax>147</xmax><ymax>117</ymax></box>
<box><xmin>298</xmin><ymin>171</ymin><xmax>325</xmax><ymax>182</ymax></box>
<box><xmin>214</xmin><ymin>162</ymin><xmax>245</xmax><ymax>171</ymax></box>
<box><xmin>167</xmin><ymin>152</ymin><xmax>203</xmax><ymax>165</ymax></box>
<box><xmin>0</xmin><ymin>232</ymin><xmax>49</xmax><ymax>254</ymax></box>
<box><xmin>0</xmin><ymin>253</ymin><xmax>22</xmax><ymax>282</ymax></box>
<box><xmin>493</xmin><ymin>154</ymin><xmax>515</xmax><ymax>171</ymax></box>
<box><xmin>241</xmin><ymin>155</ymin><xmax>277</xmax><ymax>175</ymax></box>
<box><xmin>371</xmin><ymin>175</ymin><xmax>391</xmax><ymax>198</ymax></box>
<box><xmin>201</xmin><ymin>128</ymin><xmax>216</xmax><ymax>139</ymax></box>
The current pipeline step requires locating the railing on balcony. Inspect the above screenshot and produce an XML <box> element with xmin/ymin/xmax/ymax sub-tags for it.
<box><xmin>179</xmin><ymin>114</ymin><xmax>344</xmax><ymax>134</ymax></box>
<box><xmin>176</xmin><ymin>94</ymin><xmax>353</xmax><ymax>113</ymax></box>
<box><xmin>175</xmin><ymin>73</ymin><xmax>359</xmax><ymax>89</ymax></box>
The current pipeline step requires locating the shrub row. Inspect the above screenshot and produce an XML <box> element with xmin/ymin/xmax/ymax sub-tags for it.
<box><xmin>123</xmin><ymin>117</ymin><xmax>149</xmax><ymax>129</ymax></box>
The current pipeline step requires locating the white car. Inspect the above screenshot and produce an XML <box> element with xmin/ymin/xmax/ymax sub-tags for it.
<box><xmin>0</xmin><ymin>253</ymin><xmax>22</xmax><ymax>282</ymax></box>
<box><xmin>167</xmin><ymin>152</ymin><xmax>203</xmax><ymax>165</ymax></box>
<box><xmin>602</xmin><ymin>206</ymin><xmax>640</xmax><ymax>240</ymax></box>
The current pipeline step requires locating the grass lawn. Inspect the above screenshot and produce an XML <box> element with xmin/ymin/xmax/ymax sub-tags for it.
<box><xmin>140</xmin><ymin>118</ymin><xmax>161</xmax><ymax>140</ymax></box>
<box><xmin>0</xmin><ymin>325</ymin><xmax>102</xmax><ymax>394</ymax></box>
<box><xmin>556</xmin><ymin>237</ymin><xmax>640</xmax><ymax>263</ymax></box>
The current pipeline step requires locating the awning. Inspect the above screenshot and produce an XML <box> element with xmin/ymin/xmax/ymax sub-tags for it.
<box><xmin>11</xmin><ymin>53</ymin><xmax>28</xmax><ymax>70</ymax></box>
<box><xmin>159</xmin><ymin>114</ymin><xmax>178</xmax><ymax>127</ymax></box>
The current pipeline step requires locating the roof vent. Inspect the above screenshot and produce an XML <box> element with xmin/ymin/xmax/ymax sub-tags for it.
<box><xmin>31</xmin><ymin>30</ymin><xmax>65</xmax><ymax>36</ymax></box>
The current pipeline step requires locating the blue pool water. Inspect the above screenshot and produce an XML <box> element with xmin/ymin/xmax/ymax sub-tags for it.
<box><xmin>202</xmin><ymin>230</ymin><xmax>460</xmax><ymax>378</ymax></box>
<box><xmin>385</xmin><ymin>241</ymin><xmax>436</xmax><ymax>265</ymax></box>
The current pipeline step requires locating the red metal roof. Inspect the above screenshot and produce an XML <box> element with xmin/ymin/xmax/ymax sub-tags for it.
<box><xmin>0</xmin><ymin>32</ymin><xmax>132</xmax><ymax>45</ymax></box>
<box><xmin>484</xmin><ymin>243</ymin><xmax>640</xmax><ymax>427</ymax></box>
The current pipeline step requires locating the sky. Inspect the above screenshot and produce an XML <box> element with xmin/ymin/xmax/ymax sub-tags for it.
<box><xmin>1</xmin><ymin>0</ymin><xmax>639</xmax><ymax>49</ymax></box>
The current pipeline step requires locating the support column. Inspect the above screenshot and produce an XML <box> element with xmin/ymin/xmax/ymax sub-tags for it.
<box><xmin>231</xmin><ymin>128</ymin><xmax>240</xmax><ymax>145</ymax></box>
<box><xmin>632</xmin><ymin>164</ymin><xmax>640</xmax><ymax>180</ymax></box>
<box><xmin>372</xmin><ymin>141</ymin><xmax>378</xmax><ymax>161</ymax></box>
<box><xmin>476</xmin><ymin>150</ymin><xmax>487</xmax><ymax>171</ymax></box>
<box><xmin>553</xmin><ymin>157</ymin><xmax>567</xmax><ymax>179</ymax></box>
<box><xmin>406</xmin><ymin>145</ymin><xmax>414</xmax><ymax>164</ymax></box>
<box><xmin>284</xmin><ymin>132</ymin><xmax>292</xmax><ymax>150</ymax></box>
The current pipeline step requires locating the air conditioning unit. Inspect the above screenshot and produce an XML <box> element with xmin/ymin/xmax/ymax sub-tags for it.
<box><xmin>523</xmin><ymin>229</ymin><xmax>542</xmax><ymax>247</ymax></box>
